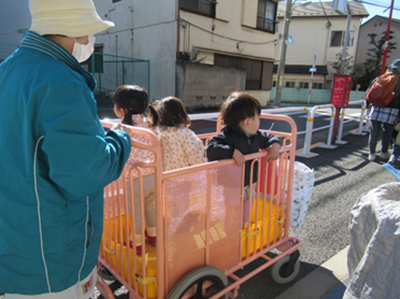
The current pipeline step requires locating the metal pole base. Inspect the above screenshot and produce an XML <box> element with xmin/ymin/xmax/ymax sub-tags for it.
<box><xmin>296</xmin><ymin>152</ymin><xmax>319</xmax><ymax>158</ymax></box>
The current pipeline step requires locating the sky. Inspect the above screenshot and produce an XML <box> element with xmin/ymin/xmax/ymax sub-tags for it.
<box><xmin>359</xmin><ymin>0</ymin><xmax>400</xmax><ymax>23</ymax></box>
<box><xmin>303</xmin><ymin>0</ymin><xmax>400</xmax><ymax>23</ymax></box>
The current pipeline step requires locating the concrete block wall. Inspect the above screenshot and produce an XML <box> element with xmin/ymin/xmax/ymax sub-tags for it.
<box><xmin>269</xmin><ymin>87</ymin><xmax>366</xmax><ymax>105</ymax></box>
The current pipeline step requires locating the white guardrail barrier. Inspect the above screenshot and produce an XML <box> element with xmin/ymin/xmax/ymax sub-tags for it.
<box><xmin>188</xmin><ymin>100</ymin><xmax>369</xmax><ymax>159</ymax></box>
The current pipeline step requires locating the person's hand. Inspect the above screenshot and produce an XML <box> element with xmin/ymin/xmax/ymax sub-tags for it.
<box><xmin>233</xmin><ymin>149</ymin><xmax>245</xmax><ymax>167</ymax></box>
<box><xmin>112</xmin><ymin>123</ymin><xmax>133</xmax><ymax>136</ymax></box>
<box><xmin>265</xmin><ymin>143</ymin><xmax>280</xmax><ymax>161</ymax></box>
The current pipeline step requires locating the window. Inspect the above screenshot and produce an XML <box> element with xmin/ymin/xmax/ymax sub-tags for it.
<box><xmin>112</xmin><ymin>0</ymin><xmax>121</xmax><ymax>2</ymax></box>
<box><xmin>214</xmin><ymin>54</ymin><xmax>272</xmax><ymax>90</ymax></box>
<box><xmin>312</xmin><ymin>82</ymin><xmax>323</xmax><ymax>89</ymax></box>
<box><xmin>299</xmin><ymin>82</ymin><xmax>309</xmax><ymax>88</ymax></box>
<box><xmin>285</xmin><ymin>81</ymin><xmax>295</xmax><ymax>88</ymax></box>
<box><xmin>257</xmin><ymin>0</ymin><xmax>277</xmax><ymax>32</ymax></box>
<box><xmin>330</xmin><ymin>30</ymin><xmax>355</xmax><ymax>47</ymax></box>
<box><xmin>241</xmin><ymin>58</ymin><xmax>263</xmax><ymax>90</ymax></box>
<box><xmin>179</xmin><ymin>0</ymin><xmax>216</xmax><ymax>18</ymax></box>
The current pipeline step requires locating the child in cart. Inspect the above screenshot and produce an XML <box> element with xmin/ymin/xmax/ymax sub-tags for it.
<box><xmin>152</xmin><ymin>96</ymin><xmax>206</xmax><ymax>171</ymax></box>
<box><xmin>152</xmin><ymin>96</ymin><xmax>206</xmax><ymax>232</ymax></box>
<box><xmin>113</xmin><ymin>85</ymin><xmax>159</xmax><ymax>255</ymax></box>
<box><xmin>207</xmin><ymin>91</ymin><xmax>281</xmax><ymax>227</ymax></box>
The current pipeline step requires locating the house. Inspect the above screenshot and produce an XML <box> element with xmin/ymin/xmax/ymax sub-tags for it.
<box><xmin>355</xmin><ymin>15</ymin><xmax>400</xmax><ymax>68</ymax></box>
<box><xmin>273</xmin><ymin>1</ymin><xmax>368</xmax><ymax>91</ymax></box>
<box><xmin>94</xmin><ymin>0</ymin><xmax>280</xmax><ymax>109</ymax></box>
<box><xmin>0</xmin><ymin>0</ymin><xmax>30</xmax><ymax>62</ymax></box>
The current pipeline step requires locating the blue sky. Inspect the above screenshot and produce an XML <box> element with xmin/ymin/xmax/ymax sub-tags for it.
<box><xmin>360</xmin><ymin>0</ymin><xmax>400</xmax><ymax>23</ymax></box>
<box><xmin>303</xmin><ymin>0</ymin><xmax>400</xmax><ymax>23</ymax></box>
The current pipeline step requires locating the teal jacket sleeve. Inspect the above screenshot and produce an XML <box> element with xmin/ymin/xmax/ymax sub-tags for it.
<box><xmin>40</xmin><ymin>83</ymin><xmax>131</xmax><ymax>197</ymax></box>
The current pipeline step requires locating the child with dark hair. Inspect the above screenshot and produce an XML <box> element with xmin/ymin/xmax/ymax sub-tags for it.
<box><xmin>113</xmin><ymin>85</ymin><xmax>159</xmax><ymax>255</ymax></box>
<box><xmin>207</xmin><ymin>91</ymin><xmax>281</xmax><ymax>227</ymax></box>
<box><xmin>153</xmin><ymin>96</ymin><xmax>205</xmax><ymax>171</ymax></box>
<box><xmin>152</xmin><ymin>97</ymin><xmax>206</xmax><ymax>234</ymax></box>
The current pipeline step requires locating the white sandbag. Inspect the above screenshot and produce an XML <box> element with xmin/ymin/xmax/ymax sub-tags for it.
<box><xmin>344</xmin><ymin>182</ymin><xmax>400</xmax><ymax>299</ymax></box>
<box><xmin>290</xmin><ymin>161</ymin><xmax>315</xmax><ymax>227</ymax></box>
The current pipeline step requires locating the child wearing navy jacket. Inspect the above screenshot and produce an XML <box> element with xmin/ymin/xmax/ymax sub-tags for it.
<box><xmin>207</xmin><ymin>91</ymin><xmax>280</xmax><ymax>227</ymax></box>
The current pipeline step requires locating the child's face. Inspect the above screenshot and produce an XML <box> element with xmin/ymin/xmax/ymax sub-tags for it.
<box><xmin>240</xmin><ymin>112</ymin><xmax>260</xmax><ymax>135</ymax></box>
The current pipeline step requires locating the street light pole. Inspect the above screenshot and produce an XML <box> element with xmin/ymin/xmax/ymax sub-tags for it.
<box><xmin>274</xmin><ymin>0</ymin><xmax>292</xmax><ymax>107</ymax></box>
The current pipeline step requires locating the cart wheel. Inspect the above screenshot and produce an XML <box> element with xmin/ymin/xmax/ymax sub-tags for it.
<box><xmin>167</xmin><ymin>266</ymin><xmax>229</xmax><ymax>299</ymax></box>
<box><xmin>98</xmin><ymin>266</ymin><xmax>115</xmax><ymax>281</ymax></box>
<box><xmin>271</xmin><ymin>253</ymin><xmax>300</xmax><ymax>284</ymax></box>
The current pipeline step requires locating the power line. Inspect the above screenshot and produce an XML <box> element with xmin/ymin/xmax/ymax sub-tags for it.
<box><xmin>353</xmin><ymin>0</ymin><xmax>400</xmax><ymax>12</ymax></box>
<box><xmin>180</xmin><ymin>18</ymin><xmax>277</xmax><ymax>45</ymax></box>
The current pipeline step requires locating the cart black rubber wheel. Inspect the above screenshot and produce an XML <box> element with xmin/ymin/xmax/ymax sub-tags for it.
<box><xmin>271</xmin><ymin>255</ymin><xmax>300</xmax><ymax>284</ymax></box>
<box><xmin>167</xmin><ymin>266</ymin><xmax>229</xmax><ymax>299</ymax></box>
<box><xmin>98</xmin><ymin>266</ymin><xmax>116</xmax><ymax>281</ymax></box>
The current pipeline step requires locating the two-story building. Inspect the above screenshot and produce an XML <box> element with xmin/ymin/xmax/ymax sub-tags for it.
<box><xmin>94</xmin><ymin>0</ymin><xmax>279</xmax><ymax>109</ymax></box>
<box><xmin>273</xmin><ymin>1</ymin><xmax>368</xmax><ymax>90</ymax></box>
<box><xmin>355</xmin><ymin>15</ymin><xmax>400</xmax><ymax>68</ymax></box>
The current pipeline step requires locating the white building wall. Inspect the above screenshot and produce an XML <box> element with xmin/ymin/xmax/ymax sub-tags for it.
<box><xmin>324</xmin><ymin>18</ymin><xmax>361</xmax><ymax>67</ymax></box>
<box><xmin>179</xmin><ymin>0</ymin><xmax>277</xmax><ymax>105</ymax></box>
<box><xmin>355</xmin><ymin>18</ymin><xmax>400</xmax><ymax>67</ymax></box>
<box><xmin>94</xmin><ymin>0</ymin><xmax>177</xmax><ymax>100</ymax></box>
<box><xmin>0</xmin><ymin>0</ymin><xmax>31</xmax><ymax>61</ymax></box>
<box><xmin>179</xmin><ymin>0</ymin><xmax>276</xmax><ymax>63</ymax></box>
<box><xmin>275</xmin><ymin>15</ymin><xmax>362</xmax><ymax>83</ymax></box>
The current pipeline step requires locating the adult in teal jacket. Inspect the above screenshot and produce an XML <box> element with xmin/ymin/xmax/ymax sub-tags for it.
<box><xmin>0</xmin><ymin>0</ymin><xmax>131</xmax><ymax>297</ymax></box>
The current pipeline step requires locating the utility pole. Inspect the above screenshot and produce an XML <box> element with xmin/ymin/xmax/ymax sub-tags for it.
<box><xmin>332</xmin><ymin>2</ymin><xmax>352</xmax><ymax>145</ymax></box>
<box><xmin>339</xmin><ymin>3</ymin><xmax>351</xmax><ymax>74</ymax></box>
<box><xmin>274</xmin><ymin>0</ymin><xmax>292</xmax><ymax>107</ymax></box>
<box><xmin>380</xmin><ymin>0</ymin><xmax>395</xmax><ymax>74</ymax></box>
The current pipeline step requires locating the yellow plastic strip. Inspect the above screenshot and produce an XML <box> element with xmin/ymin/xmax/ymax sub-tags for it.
<box><xmin>103</xmin><ymin>246</ymin><xmax>114</xmax><ymax>255</ymax></box>
<box><xmin>135</xmin><ymin>274</ymin><xmax>157</xmax><ymax>285</ymax></box>
<box><xmin>247</xmin><ymin>229</ymin><xmax>260</xmax><ymax>238</ymax></box>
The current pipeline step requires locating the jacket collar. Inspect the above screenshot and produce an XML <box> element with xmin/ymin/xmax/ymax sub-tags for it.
<box><xmin>223</xmin><ymin>125</ymin><xmax>255</xmax><ymax>138</ymax></box>
<box><xmin>20</xmin><ymin>31</ymin><xmax>96</xmax><ymax>91</ymax></box>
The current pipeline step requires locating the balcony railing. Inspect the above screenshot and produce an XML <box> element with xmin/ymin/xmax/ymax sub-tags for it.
<box><xmin>180</xmin><ymin>0</ymin><xmax>216</xmax><ymax>18</ymax></box>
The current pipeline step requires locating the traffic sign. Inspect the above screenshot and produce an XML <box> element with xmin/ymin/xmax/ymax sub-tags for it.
<box><xmin>286</xmin><ymin>36</ymin><xmax>294</xmax><ymax>45</ymax></box>
<box><xmin>309</xmin><ymin>67</ymin><xmax>317</xmax><ymax>72</ymax></box>
<box><xmin>332</xmin><ymin>0</ymin><xmax>347</xmax><ymax>14</ymax></box>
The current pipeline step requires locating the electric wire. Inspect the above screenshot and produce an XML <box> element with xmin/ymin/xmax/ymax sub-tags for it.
<box><xmin>180</xmin><ymin>18</ymin><xmax>277</xmax><ymax>45</ymax></box>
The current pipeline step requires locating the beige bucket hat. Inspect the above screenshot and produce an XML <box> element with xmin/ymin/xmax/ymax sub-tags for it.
<box><xmin>29</xmin><ymin>0</ymin><xmax>114</xmax><ymax>37</ymax></box>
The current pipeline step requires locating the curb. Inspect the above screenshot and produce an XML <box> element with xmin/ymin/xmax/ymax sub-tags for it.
<box><xmin>276</xmin><ymin>245</ymin><xmax>350</xmax><ymax>299</ymax></box>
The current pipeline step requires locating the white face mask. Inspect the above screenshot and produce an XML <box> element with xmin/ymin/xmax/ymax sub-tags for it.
<box><xmin>72</xmin><ymin>34</ymin><xmax>95</xmax><ymax>63</ymax></box>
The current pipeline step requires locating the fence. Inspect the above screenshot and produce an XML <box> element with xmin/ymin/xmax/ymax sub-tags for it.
<box><xmin>83</xmin><ymin>53</ymin><xmax>150</xmax><ymax>111</ymax></box>
<box><xmin>269</xmin><ymin>87</ymin><xmax>366</xmax><ymax>106</ymax></box>
<box><xmin>0</xmin><ymin>44</ymin><xmax>150</xmax><ymax>112</ymax></box>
